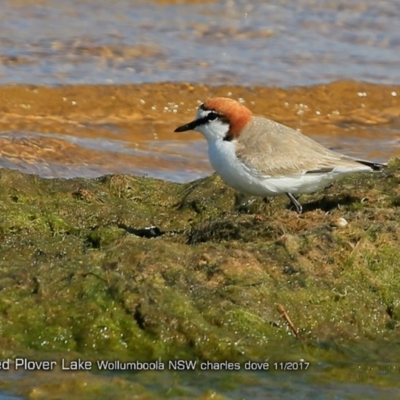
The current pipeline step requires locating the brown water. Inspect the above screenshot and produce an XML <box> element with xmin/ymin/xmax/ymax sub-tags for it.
<box><xmin>0</xmin><ymin>0</ymin><xmax>399</xmax><ymax>181</ymax></box>
<box><xmin>0</xmin><ymin>82</ymin><xmax>399</xmax><ymax>182</ymax></box>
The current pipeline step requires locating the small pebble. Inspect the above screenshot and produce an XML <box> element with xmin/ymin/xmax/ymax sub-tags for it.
<box><xmin>332</xmin><ymin>217</ymin><xmax>348</xmax><ymax>228</ymax></box>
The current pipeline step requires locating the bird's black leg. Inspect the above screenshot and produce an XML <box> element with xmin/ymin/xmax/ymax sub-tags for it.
<box><xmin>286</xmin><ymin>193</ymin><xmax>303</xmax><ymax>214</ymax></box>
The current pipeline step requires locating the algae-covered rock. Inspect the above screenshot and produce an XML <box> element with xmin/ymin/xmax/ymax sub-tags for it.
<box><xmin>0</xmin><ymin>161</ymin><xmax>399</xmax><ymax>366</ymax></box>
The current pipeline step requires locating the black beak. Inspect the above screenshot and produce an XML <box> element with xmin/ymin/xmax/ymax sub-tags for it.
<box><xmin>174</xmin><ymin>119</ymin><xmax>199</xmax><ymax>132</ymax></box>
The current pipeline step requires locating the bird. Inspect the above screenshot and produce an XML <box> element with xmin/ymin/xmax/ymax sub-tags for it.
<box><xmin>174</xmin><ymin>97</ymin><xmax>386</xmax><ymax>213</ymax></box>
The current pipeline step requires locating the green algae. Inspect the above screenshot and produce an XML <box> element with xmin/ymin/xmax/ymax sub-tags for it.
<box><xmin>0</xmin><ymin>161</ymin><xmax>400</xmax><ymax>397</ymax></box>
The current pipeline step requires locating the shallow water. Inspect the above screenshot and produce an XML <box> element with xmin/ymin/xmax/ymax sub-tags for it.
<box><xmin>0</xmin><ymin>0</ymin><xmax>399</xmax><ymax>180</ymax></box>
<box><xmin>1</xmin><ymin>0</ymin><xmax>400</xmax><ymax>87</ymax></box>
<box><xmin>0</xmin><ymin>82</ymin><xmax>398</xmax><ymax>181</ymax></box>
<box><xmin>1</xmin><ymin>362</ymin><xmax>400</xmax><ymax>400</ymax></box>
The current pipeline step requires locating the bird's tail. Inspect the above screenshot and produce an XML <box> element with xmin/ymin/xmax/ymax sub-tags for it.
<box><xmin>356</xmin><ymin>159</ymin><xmax>387</xmax><ymax>171</ymax></box>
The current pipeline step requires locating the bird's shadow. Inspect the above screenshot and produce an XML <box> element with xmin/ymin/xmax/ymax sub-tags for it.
<box><xmin>235</xmin><ymin>192</ymin><xmax>362</xmax><ymax>214</ymax></box>
<box><xmin>297</xmin><ymin>194</ymin><xmax>362</xmax><ymax>214</ymax></box>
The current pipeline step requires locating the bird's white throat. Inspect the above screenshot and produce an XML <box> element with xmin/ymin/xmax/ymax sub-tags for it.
<box><xmin>194</xmin><ymin>109</ymin><xmax>230</xmax><ymax>143</ymax></box>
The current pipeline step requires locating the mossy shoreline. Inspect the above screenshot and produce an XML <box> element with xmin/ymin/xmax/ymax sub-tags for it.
<box><xmin>0</xmin><ymin>161</ymin><xmax>400</xmax><ymax>398</ymax></box>
<box><xmin>0</xmin><ymin>159</ymin><xmax>399</xmax><ymax>364</ymax></box>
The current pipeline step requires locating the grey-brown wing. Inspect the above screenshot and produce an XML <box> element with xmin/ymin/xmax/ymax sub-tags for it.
<box><xmin>234</xmin><ymin>117</ymin><xmax>368</xmax><ymax>177</ymax></box>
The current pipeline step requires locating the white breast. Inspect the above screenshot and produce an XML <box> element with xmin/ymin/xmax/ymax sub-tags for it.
<box><xmin>207</xmin><ymin>139</ymin><xmax>278</xmax><ymax>195</ymax></box>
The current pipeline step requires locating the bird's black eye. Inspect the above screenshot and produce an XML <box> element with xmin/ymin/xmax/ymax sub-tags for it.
<box><xmin>207</xmin><ymin>112</ymin><xmax>219</xmax><ymax>121</ymax></box>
